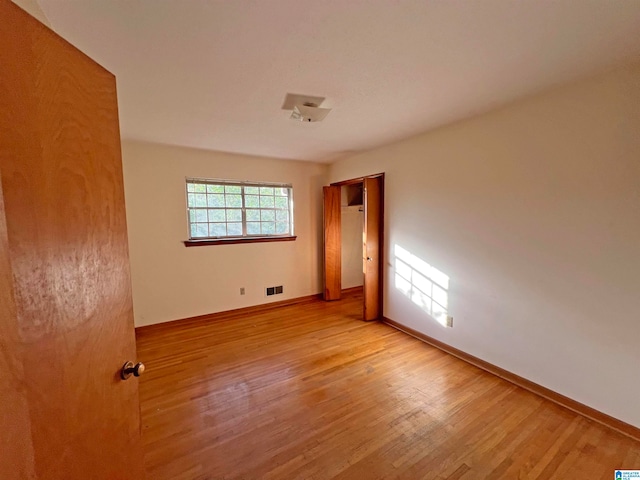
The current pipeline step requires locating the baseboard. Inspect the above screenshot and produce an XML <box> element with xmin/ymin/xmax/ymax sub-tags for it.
<box><xmin>383</xmin><ymin>317</ymin><xmax>640</xmax><ymax>443</ymax></box>
<box><xmin>135</xmin><ymin>293</ymin><xmax>322</xmax><ymax>334</ymax></box>
<box><xmin>341</xmin><ymin>286</ymin><xmax>363</xmax><ymax>295</ymax></box>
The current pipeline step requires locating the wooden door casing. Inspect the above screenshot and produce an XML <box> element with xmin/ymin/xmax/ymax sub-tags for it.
<box><xmin>0</xmin><ymin>2</ymin><xmax>144</xmax><ymax>478</ymax></box>
<box><xmin>323</xmin><ymin>175</ymin><xmax>384</xmax><ymax>319</ymax></box>
<box><xmin>363</xmin><ymin>176</ymin><xmax>382</xmax><ymax>321</ymax></box>
<box><xmin>323</xmin><ymin>186</ymin><xmax>342</xmax><ymax>300</ymax></box>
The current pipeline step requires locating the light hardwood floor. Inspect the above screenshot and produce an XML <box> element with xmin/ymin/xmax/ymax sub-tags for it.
<box><xmin>136</xmin><ymin>290</ymin><xmax>640</xmax><ymax>479</ymax></box>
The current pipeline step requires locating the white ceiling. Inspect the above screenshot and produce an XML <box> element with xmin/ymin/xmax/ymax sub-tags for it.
<box><xmin>38</xmin><ymin>0</ymin><xmax>640</xmax><ymax>163</ymax></box>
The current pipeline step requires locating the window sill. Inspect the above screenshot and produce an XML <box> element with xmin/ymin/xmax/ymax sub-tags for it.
<box><xmin>184</xmin><ymin>236</ymin><xmax>297</xmax><ymax>247</ymax></box>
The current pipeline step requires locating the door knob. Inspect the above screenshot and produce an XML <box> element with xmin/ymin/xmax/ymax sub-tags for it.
<box><xmin>121</xmin><ymin>361</ymin><xmax>145</xmax><ymax>380</ymax></box>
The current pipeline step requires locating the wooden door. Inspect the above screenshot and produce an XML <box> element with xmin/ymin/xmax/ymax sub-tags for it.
<box><xmin>323</xmin><ymin>186</ymin><xmax>342</xmax><ymax>300</ymax></box>
<box><xmin>363</xmin><ymin>177</ymin><xmax>382</xmax><ymax>321</ymax></box>
<box><xmin>0</xmin><ymin>2</ymin><xmax>145</xmax><ymax>478</ymax></box>
<box><xmin>0</xmin><ymin>173</ymin><xmax>36</xmax><ymax>479</ymax></box>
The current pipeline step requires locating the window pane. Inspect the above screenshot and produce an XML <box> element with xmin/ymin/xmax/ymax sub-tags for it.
<box><xmin>245</xmin><ymin>195</ymin><xmax>259</xmax><ymax>208</ymax></box>
<box><xmin>187</xmin><ymin>194</ymin><xmax>196</xmax><ymax>207</ymax></box>
<box><xmin>247</xmin><ymin>222</ymin><xmax>261</xmax><ymax>234</ymax></box>
<box><xmin>261</xmin><ymin>222</ymin><xmax>275</xmax><ymax>234</ymax></box>
<box><xmin>227</xmin><ymin>209</ymin><xmax>242</xmax><ymax>222</ymax></box>
<box><xmin>208</xmin><ymin>194</ymin><xmax>225</xmax><ymax>207</ymax></box>
<box><xmin>259</xmin><ymin>187</ymin><xmax>274</xmax><ymax>196</ymax></box>
<box><xmin>195</xmin><ymin>194</ymin><xmax>207</xmax><ymax>207</ymax></box>
<box><xmin>208</xmin><ymin>209</ymin><xmax>225</xmax><ymax>222</ymax></box>
<box><xmin>227</xmin><ymin>223</ymin><xmax>242</xmax><ymax>236</ymax></box>
<box><xmin>194</xmin><ymin>184</ymin><xmax>206</xmax><ymax>193</ymax></box>
<box><xmin>246</xmin><ymin>209</ymin><xmax>260</xmax><ymax>221</ymax></box>
<box><xmin>209</xmin><ymin>223</ymin><xmax>227</xmax><ymax>237</ymax></box>
<box><xmin>225</xmin><ymin>185</ymin><xmax>241</xmax><ymax>194</ymax></box>
<box><xmin>276</xmin><ymin>222</ymin><xmax>289</xmax><ymax>234</ymax></box>
<box><xmin>260</xmin><ymin>196</ymin><xmax>274</xmax><ymax>208</ymax></box>
<box><xmin>245</xmin><ymin>186</ymin><xmax>259</xmax><ymax>194</ymax></box>
<box><xmin>187</xmin><ymin>184</ymin><xmax>196</xmax><ymax>192</ymax></box>
<box><xmin>275</xmin><ymin>210</ymin><xmax>288</xmax><ymax>222</ymax></box>
<box><xmin>194</xmin><ymin>210</ymin><xmax>207</xmax><ymax>223</ymax></box>
<box><xmin>225</xmin><ymin>195</ymin><xmax>242</xmax><ymax>208</ymax></box>
<box><xmin>261</xmin><ymin>210</ymin><xmax>275</xmax><ymax>222</ymax></box>
<box><xmin>207</xmin><ymin>184</ymin><xmax>224</xmax><ymax>193</ymax></box>
<box><xmin>274</xmin><ymin>197</ymin><xmax>288</xmax><ymax>209</ymax></box>
<box><xmin>192</xmin><ymin>223</ymin><xmax>208</xmax><ymax>238</ymax></box>
<box><xmin>275</xmin><ymin>188</ymin><xmax>288</xmax><ymax>196</ymax></box>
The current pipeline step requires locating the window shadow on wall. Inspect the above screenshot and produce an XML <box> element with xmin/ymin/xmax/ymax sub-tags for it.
<box><xmin>394</xmin><ymin>244</ymin><xmax>449</xmax><ymax>326</ymax></box>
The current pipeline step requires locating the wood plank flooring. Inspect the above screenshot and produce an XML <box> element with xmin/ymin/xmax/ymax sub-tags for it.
<box><xmin>136</xmin><ymin>290</ymin><xmax>640</xmax><ymax>479</ymax></box>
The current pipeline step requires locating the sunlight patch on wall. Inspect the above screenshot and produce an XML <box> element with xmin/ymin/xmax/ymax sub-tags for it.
<box><xmin>394</xmin><ymin>245</ymin><xmax>450</xmax><ymax>326</ymax></box>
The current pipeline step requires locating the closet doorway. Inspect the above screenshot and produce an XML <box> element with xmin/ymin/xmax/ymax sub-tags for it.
<box><xmin>323</xmin><ymin>174</ymin><xmax>384</xmax><ymax>321</ymax></box>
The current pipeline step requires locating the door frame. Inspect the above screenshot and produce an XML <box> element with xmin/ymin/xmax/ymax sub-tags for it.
<box><xmin>324</xmin><ymin>173</ymin><xmax>385</xmax><ymax>320</ymax></box>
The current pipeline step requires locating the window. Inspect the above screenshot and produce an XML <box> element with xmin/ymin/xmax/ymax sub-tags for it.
<box><xmin>185</xmin><ymin>178</ymin><xmax>294</xmax><ymax>244</ymax></box>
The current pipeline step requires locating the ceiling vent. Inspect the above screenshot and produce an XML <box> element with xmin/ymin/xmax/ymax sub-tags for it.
<box><xmin>282</xmin><ymin>93</ymin><xmax>331</xmax><ymax>123</ymax></box>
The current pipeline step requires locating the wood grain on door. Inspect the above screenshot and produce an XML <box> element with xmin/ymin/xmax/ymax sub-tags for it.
<box><xmin>0</xmin><ymin>2</ymin><xmax>145</xmax><ymax>477</ymax></box>
<box><xmin>323</xmin><ymin>186</ymin><xmax>342</xmax><ymax>301</ymax></box>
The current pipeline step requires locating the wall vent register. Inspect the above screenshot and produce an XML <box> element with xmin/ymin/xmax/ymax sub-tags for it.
<box><xmin>266</xmin><ymin>286</ymin><xmax>283</xmax><ymax>296</ymax></box>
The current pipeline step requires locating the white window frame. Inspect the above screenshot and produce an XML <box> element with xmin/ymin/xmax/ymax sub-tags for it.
<box><xmin>185</xmin><ymin>178</ymin><xmax>295</xmax><ymax>241</ymax></box>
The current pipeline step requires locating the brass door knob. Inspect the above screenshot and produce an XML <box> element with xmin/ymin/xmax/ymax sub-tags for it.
<box><xmin>121</xmin><ymin>361</ymin><xmax>145</xmax><ymax>380</ymax></box>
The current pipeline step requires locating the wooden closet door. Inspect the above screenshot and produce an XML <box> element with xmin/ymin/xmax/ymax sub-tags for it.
<box><xmin>323</xmin><ymin>186</ymin><xmax>342</xmax><ymax>300</ymax></box>
<box><xmin>0</xmin><ymin>2</ymin><xmax>145</xmax><ymax>478</ymax></box>
<box><xmin>363</xmin><ymin>177</ymin><xmax>382</xmax><ymax>321</ymax></box>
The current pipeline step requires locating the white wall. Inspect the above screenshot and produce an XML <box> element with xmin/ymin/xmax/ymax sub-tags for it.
<box><xmin>329</xmin><ymin>64</ymin><xmax>640</xmax><ymax>428</ymax></box>
<box><xmin>122</xmin><ymin>140</ymin><xmax>327</xmax><ymax>327</ymax></box>
<box><xmin>341</xmin><ymin>205</ymin><xmax>363</xmax><ymax>289</ymax></box>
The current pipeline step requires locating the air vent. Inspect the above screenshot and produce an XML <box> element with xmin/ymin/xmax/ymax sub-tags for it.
<box><xmin>266</xmin><ymin>285</ymin><xmax>284</xmax><ymax>296</ymax></box>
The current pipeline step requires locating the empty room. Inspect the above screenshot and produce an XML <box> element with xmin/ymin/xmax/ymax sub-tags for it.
<box><xmin>2</xmin><ymin>0</ymin><xmax>640</xmax><ymax>479</ymax></box>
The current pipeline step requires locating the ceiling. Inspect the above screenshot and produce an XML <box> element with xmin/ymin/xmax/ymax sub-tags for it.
<box><xmin>37</xmin><ymin>0</ymin><xmax>640</xmax><ymax>163</ymax></box>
